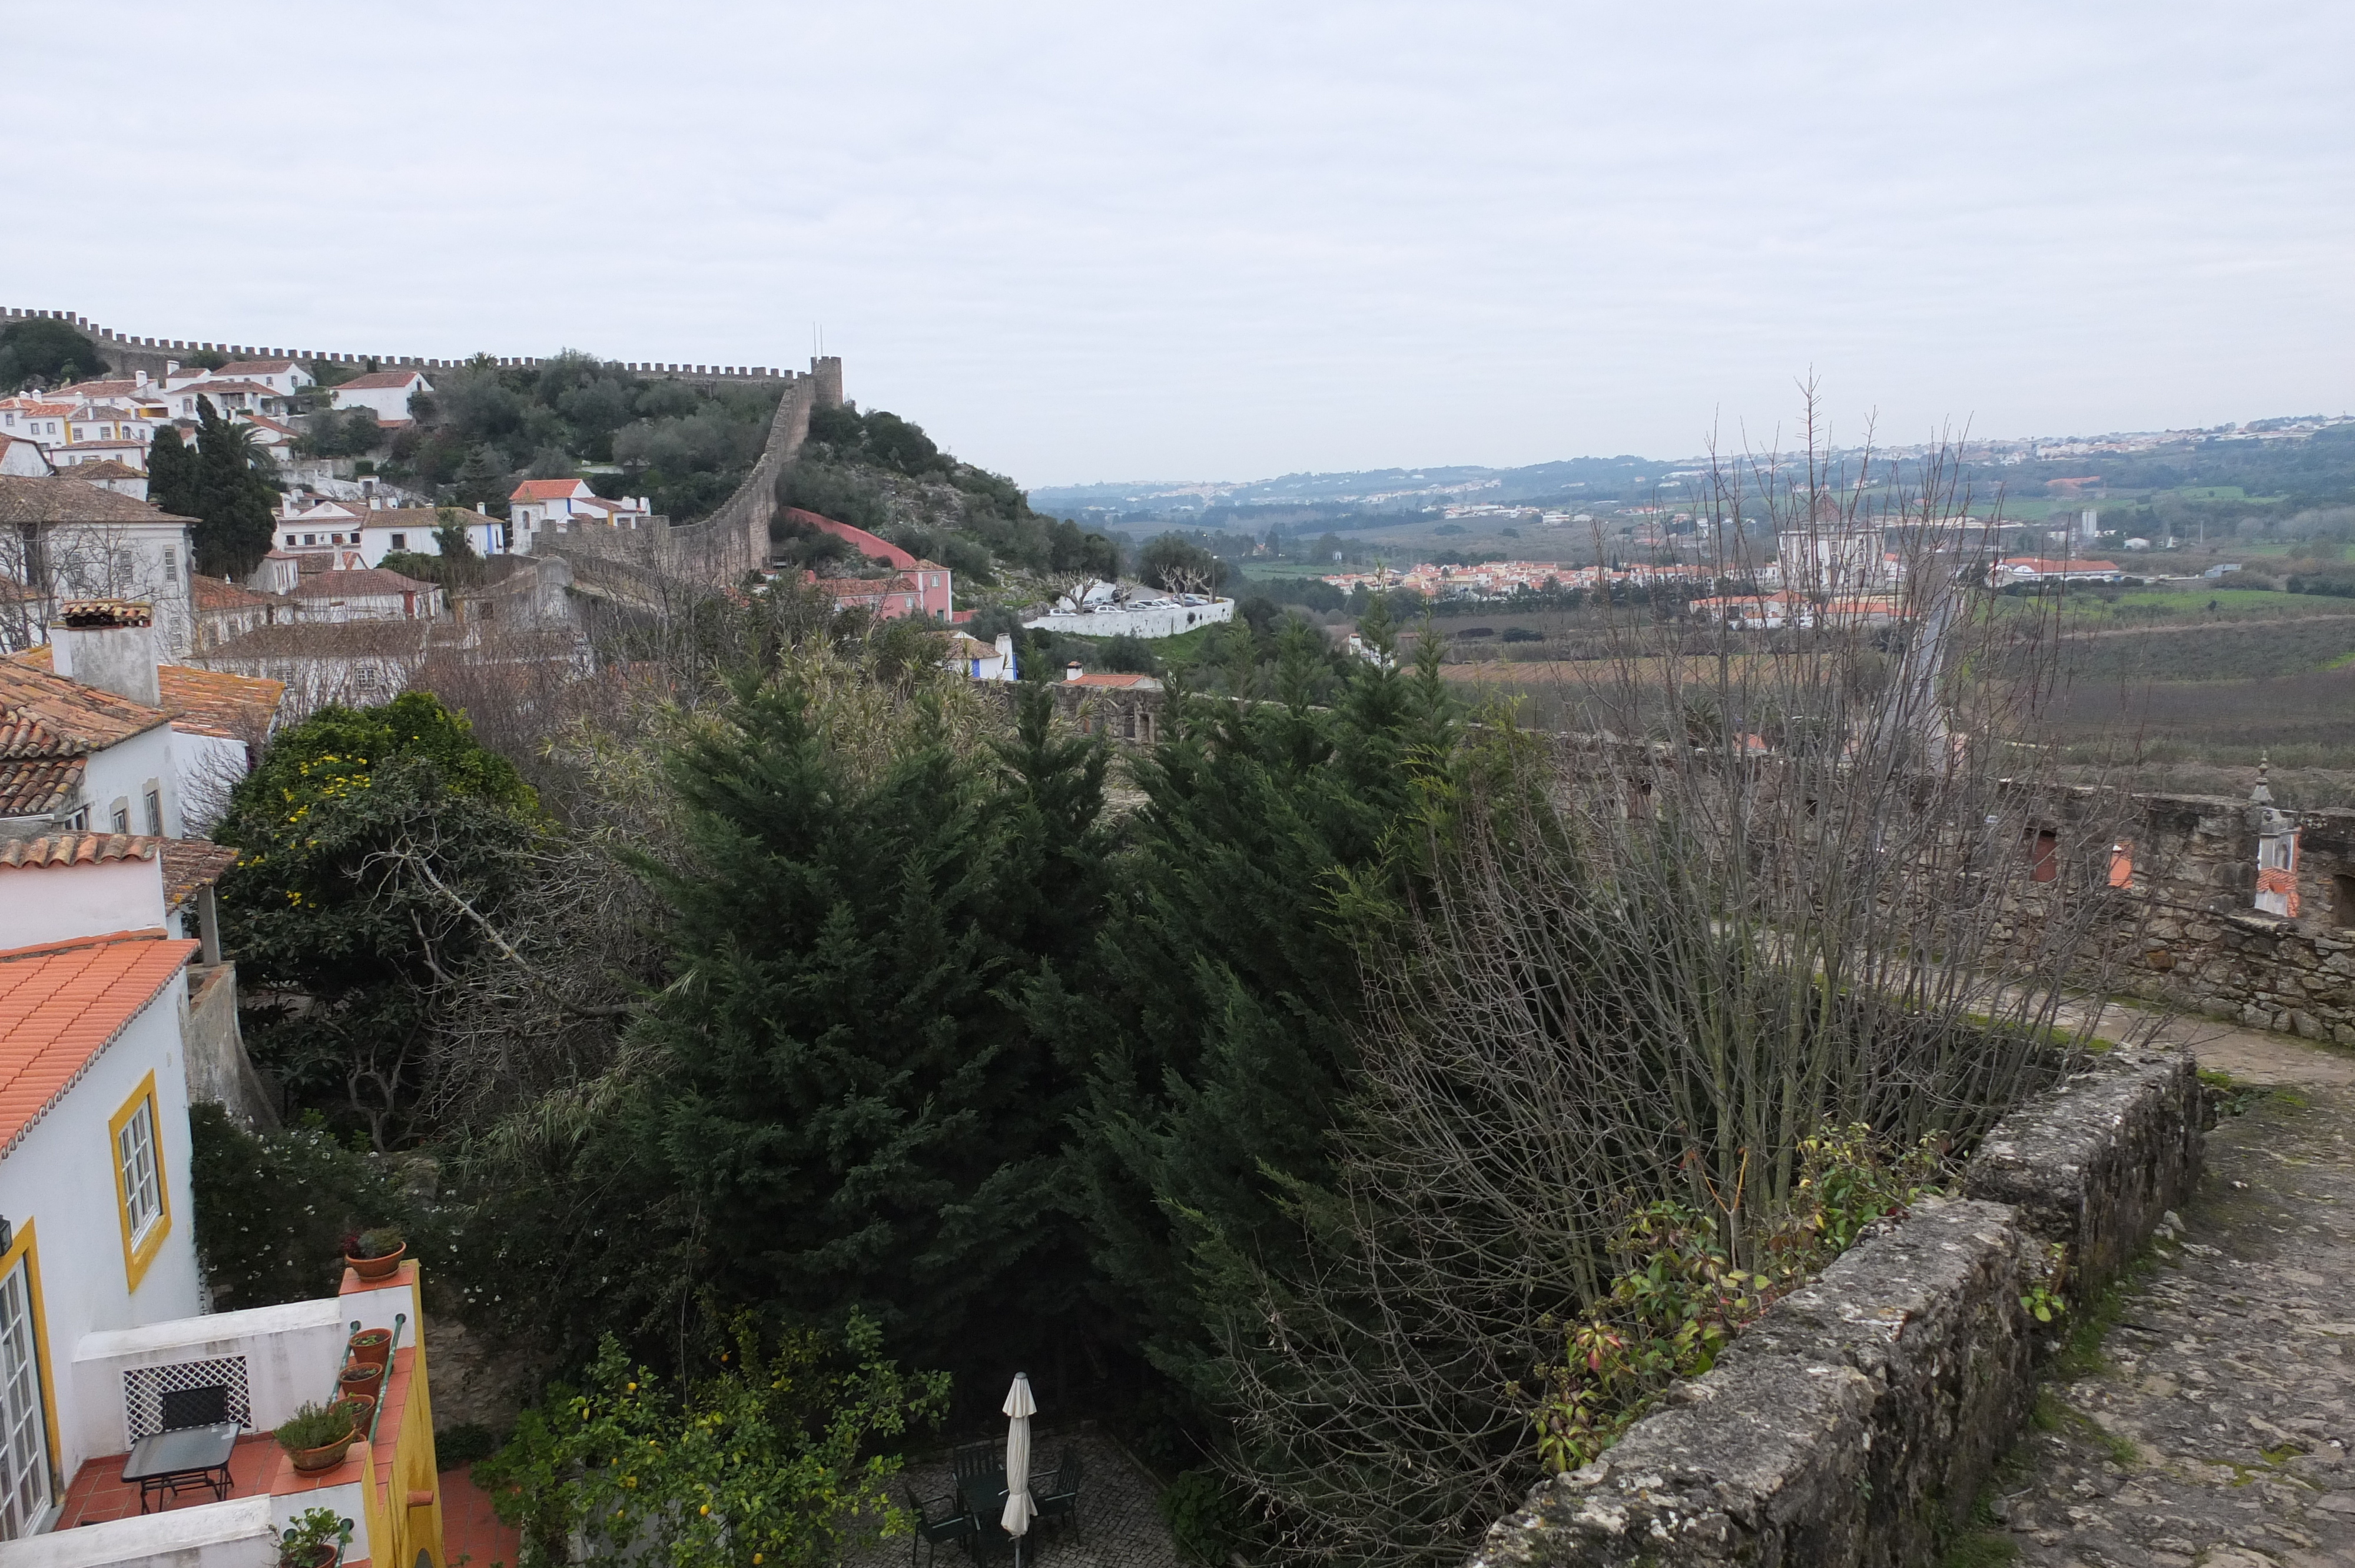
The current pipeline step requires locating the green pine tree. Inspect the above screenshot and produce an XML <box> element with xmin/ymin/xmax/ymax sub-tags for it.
<box><xmin>622</xmin><ymin>673</ymin><xmax>1108</xmax><ymax>1373</ymax></box>
<box><xmin>1058</xmin><ymin>608</ymin><xmax>1458</xmax><ymax>1411</ymax></box>
<box><xmin>189</xmin><ymin>396</ymin><xmax>278</xmax><ymax>578</ymax></box>
<box><xmin>455</xmin><ymin>446</ymin><xmax>507</xmax><ymax>516</ymax></box>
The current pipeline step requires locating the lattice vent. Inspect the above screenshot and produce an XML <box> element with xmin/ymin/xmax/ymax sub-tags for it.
<box><xmin>122</xmin><ymin>1357</ymin><xmax>251</xmax><ymax>1441</ymax></box>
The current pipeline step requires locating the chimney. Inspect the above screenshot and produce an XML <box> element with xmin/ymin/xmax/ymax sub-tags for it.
<box><xmin>476</xmin><ymin>501</ymin><xmax>487</xmax><ymax>514</ymax></box>
<box><xmin>165</xmin><ymin>360</ymin><xmax>179</xmax><ymax>376</ymax></box>
<box><xmin>1064</xmin><ymin>660</ymin><xmax>1083</xmax><ymax>682</ymax></box>
<box><xmin>49</xmin><ymin>600</ymin><xmax>161</xmax><ymax>706</ymax></box>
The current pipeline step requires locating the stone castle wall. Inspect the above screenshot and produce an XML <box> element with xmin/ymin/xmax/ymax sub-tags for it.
<box><xmin>2</xmin><ymin>304</ymin><xmax>796</xmax><ymax>388</ymax></box>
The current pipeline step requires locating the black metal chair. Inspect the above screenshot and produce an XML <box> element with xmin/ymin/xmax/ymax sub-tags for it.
<box><xmin>159</xmin><ymin>1386</ymin><xmax>232</xmax><ymax>1431</ymax></box>
<box><xmin>1035</xmin><ymin>1446</ymin><xmax>1083</xmax><ymax>1540</ymax></box>
<box><xmin>904</xmin><ymin>1484</ymin><xmax>974</xmax><ymax>1568</ymax></box>
<box><xmin>951</xmin><ymin>1441</ymin><xmax>996</xmax><ymax>1511</ymax></box>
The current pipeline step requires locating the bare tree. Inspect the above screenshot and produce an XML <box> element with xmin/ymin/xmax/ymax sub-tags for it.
<box><xmin>1210</xmin><ymin>398</ymin><xmax>2152</xmax><ymax>1567</ymax></box>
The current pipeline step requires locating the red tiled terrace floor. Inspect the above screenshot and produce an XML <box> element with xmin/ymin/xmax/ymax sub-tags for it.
<box><xmin>59</xmin><ymin>1433</ymin><xmax>283</xmax><ymax>1526</ymax></box>
<box><xmin>440</xmin><ymin>1463</ymin><xmax>518</xmax><ymax>1568</ymax></box>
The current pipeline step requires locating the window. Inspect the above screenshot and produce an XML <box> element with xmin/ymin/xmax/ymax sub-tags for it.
<box><xmin>286</xmin><ymin>534</ymin><xmax>297</xmax><ymax>547</ymax></box>
<box><xmin>110</xmin><ymin>804</ymin><xmax>130</xmax><ymax>835</ymax></box>
<box><xmin>110</xmin><ymin>1074</ymin><xmax>171</xmax><ymax>1289</ymax></box>
<box><xmin>144</xmin><ymin>787</ymin><xmax>162</xmax><ymax>836</ymax></box>
<box><xmin>0</xmin><ymin>1236</ymin><xmax>52</xmax><ymax>1540</ymax></box>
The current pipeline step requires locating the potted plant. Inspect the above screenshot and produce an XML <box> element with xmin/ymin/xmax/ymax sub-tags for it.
<box><xmin>337</xmin><ymin>1359</ymin><xmax>385</xmax><ymax>1400</ymax></box>
<box><xmin>342</xmin><ymin>1227</ymin><xmax>406</xmax><ymax>1281</ymax></box>
<box><xmin>277</xmin><ymin>1403</ymin><xmax>358</xmax><ymax>1474</ymax></box>
<box><xmin>334</xmin><ymin>1394</ymin><xmax>376</xmax><ymax>1439</ymax></box>
<box><xmin>276</xmin><ymin>1506</ymin><xmax>352</xmax><ymax>1568</ymax></box>
<box><xmin>346</xmin><ymin>1327</ymin><xmax>393</xmax><ymax>1369</ymax></box>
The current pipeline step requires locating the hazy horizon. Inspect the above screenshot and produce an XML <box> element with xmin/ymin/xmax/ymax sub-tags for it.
<box><xmin>6</xmin><ymin>2</ymin><xmax>2350</xmax><ymax>490</ymax></box>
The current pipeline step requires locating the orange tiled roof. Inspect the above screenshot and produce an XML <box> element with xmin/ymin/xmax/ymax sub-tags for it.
<box><xmin>161</xmin><ymin>840</ymin><xmax>239</xmax><ymax>909</ymax></box>
<box><xmin>0</xmin><ymin>931</ymin><xmax>197</xmax><ymax>1157</ymax></box>
<box><xmin>193</xmin><ymin>576</ymin><xmax>286</xmax><ymax>612</ymax></box>
<box><xmin>0</xmin><ymin>661</ymin><xmax>171</xmax><ymax>755</ymax></box>
<box><xmin>332</xmin><ymin>370</ymin><xmax>427</xmax><ymax>390</ymax></box>
<box><xmin>0</xmin><ymin>833</ymin><xmax>161</xmax><ymax>870</ymax></box>
<box><xmin>160</xmin><ymin>665</ymin><xmax>284</xmax><ymax>740</ymax></box>
<box><xmin>509</xmin><ymin>479</ymin><xmax>589</xmax><ymax>501</ymax></box>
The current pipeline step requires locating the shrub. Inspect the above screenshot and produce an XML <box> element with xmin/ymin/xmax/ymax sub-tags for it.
<box><xmin>276</xmin><ymin>1402</ymin><xmax>356</xmax><ymax>1454</ymax></box>
<box><xmin>435</xmin><ymin>1423</ymin><xmax>499</xmax><ymax>1470</ymax></box>
<box><xmin>1160</xmin><ymin>1468</ymin><xmax>1246</xmax><ymax>1564</ymax></box>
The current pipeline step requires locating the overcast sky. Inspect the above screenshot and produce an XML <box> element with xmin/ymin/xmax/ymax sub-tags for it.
<box><xmin>5</xmin><ymin>1</ymin><xmax>2350</xmax><ymax>486</ymax></box>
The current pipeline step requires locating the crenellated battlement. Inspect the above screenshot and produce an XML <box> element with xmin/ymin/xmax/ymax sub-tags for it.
<box><xmin>0</xmin><ymin>305</ymin><xmax>798</xmax><ymax>384</ymax></box>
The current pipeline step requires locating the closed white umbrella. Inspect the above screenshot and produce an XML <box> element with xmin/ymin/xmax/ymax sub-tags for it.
<box><xmin>1001</xmin><ymin>1372</ymin><xmax>1038</xmax><ymax>1562</ymax></box>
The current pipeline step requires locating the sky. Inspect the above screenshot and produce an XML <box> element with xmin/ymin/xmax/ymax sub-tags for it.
<box><xmin>4</xmin><ymin>1</ymin><xmax>2351</xmax><ymax>487</ymax></box>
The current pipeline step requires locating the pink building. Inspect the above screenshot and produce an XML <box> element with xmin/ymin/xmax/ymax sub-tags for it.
<box><xmin>789</xmin><ymin>509</ymin><xmax>954</xmax><ymax>620</ymax></box>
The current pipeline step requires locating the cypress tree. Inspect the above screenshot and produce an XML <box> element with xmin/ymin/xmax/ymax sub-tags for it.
<box><xmin>1059</xmin><ymin>609</ymin><xmax>1458</xmax><ymax>1408</ymax></box>
<box><xmin>188</xmin><ymin>396</ymin><xmax>277</xmax><ymax>579</ymax></box>
<box><xmin>147</xmin><ymin>424</ymin><xmax>200</xmax><ymax>519</ymax></box>
<box><xmin>625</xmin><ymin>674</ymin><xmax>1107</xmax><ymax>1375</ymax></box>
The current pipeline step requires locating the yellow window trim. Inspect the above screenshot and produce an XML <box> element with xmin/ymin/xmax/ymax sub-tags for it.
<box><xmin>0</xmin><ymin>1221</ymin><xmax>62</xmax><ymax>1507</ymax></box>
<box><xmin>108</xmin><ymin>1071</ymin><xmax>172</xmax><ymax>1292</ymax></box>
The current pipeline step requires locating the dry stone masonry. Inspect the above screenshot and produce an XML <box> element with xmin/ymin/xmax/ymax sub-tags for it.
<box><xmin>1466</xmin><ymin>1047</ymin><xmax>2205</xmax><ymax>1568</ymax></box>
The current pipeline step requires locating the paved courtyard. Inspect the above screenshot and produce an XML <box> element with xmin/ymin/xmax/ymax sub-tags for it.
<box><xmin>843</xmin><ymin>1424</ymin><xmax>1184</xmax><ymax>1568</ymax></box>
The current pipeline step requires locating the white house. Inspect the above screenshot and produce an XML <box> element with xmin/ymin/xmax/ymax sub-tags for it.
<box><xmin>0</xmin><ymin>399</ymin><xmax>73</xmax><ymax>446</ymax></box>
<box><xmin>946</xmin><ymin>633</ymin><xmax>1017</xmax><ymax>682</ymax></box>
<box><xmin>1</xmin><ymin>620</ymin><xmax>184</xmax><ymax>839</ymax></box>
<box><xmin>0</xmin><ymin>858</ymin><xmax>450</xmax><ymax>1566</ymax></box>
<box><xmin>0</xmin><ymin>926</ymin><xmax>208</xmax><ymax>1536</ymax></box>
<box><xmin>506</xmin><ymin>479</ymin><xmax>652</xmax><ymax>549</ymax></box>
<box><xmin>50</xmin><ymin>441</ymin><xmax>150</xmax><ymax>475</ymax></box>
<box><xmin>286</xmin><ymin>568</ymin><xmax>443</xmax><ymax>624</ymax></box>
<box><xmin>0</xmin><ymin>477</ymin><xmax>196</xmax><ymax>657</ymax></box>
<box><xmin>1992</xmin><ymin>556</ymin><xmax>2124</xmax><ymax>587</ymax></box>
<box><xmin>0</xmin><ymin>434</ymin><xmax>53</xmax><ymax>476</ymax></box>
<box><xmin>204</xmin><ymin>360</ymin><xmax>313</xmax><ymax>400</ymax></box>
<box><xmin>325</xmin><ymin>369</ymin><xmax>431</xmax><ymax>424</ymax></box>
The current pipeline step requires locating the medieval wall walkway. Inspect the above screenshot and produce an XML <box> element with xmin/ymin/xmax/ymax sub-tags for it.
<box><xmin>1997</xmin><ymin>1014</ymin><xmax>2355</xmax><ymax>1568</ymax></box>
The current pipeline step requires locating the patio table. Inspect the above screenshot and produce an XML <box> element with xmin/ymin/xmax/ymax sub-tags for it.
<box><xmin>122</xmin><ymin>1422</ymin><xmax>240</xmax><ymax>1512</ymax></box>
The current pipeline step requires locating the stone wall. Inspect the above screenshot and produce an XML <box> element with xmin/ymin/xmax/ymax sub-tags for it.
<box><xmin>184</xmin><ymin>963</ymin><xmax>279</xmax><ymax>1131</ymax></box>
<box><xmin>1466</xmin><ymin>1046</ymin><xmax>2203</xmax><ymax>1568</ymax></box>
<box><xmin>2</xmin><ymin>305</ymin><xmax>794</xmax><ymax>388</ymax></box>
<box><xmin>2102</xmin><ymin>793</ymin><xmax>2355</xmax><ymax>1045</ymax></box>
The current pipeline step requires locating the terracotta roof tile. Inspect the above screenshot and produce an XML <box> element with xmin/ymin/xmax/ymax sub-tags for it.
<box><xmin>0</xmin><ymin>475</ymin><xmax>191</xmax><ymax>526</ymax></box>
<box><xmin>0</xmin><ymin>755</ymin><xmax>82</xmax><ymax>817</ymax></box>
<box><xmin>161</xmin><ymin>839</ymin><xmax>238</xmax><ymax>908</ymax></box>
<box><xmin>0</xmin><ymin>833</ymin><xmax>161</xmax><ymax>870</ymax></box>
<box><xmin>0</xmin><ymin>931</ymin><xmax>196</xmax><ymax>1157</ymax></box>
<box><xmin>0</xmin><ymin>660</ymin><xmax>173</xmax><ymax>753</ymax></box>
<box><xmin>287</xmin><ymin>569</ymin><xmax>434</xmax><ymax>600</ymax></box>
<box><xmin>509</xmin><ymin>479</ymin><xmax>591</xmax><ymax>501</ymax></box>
<box><xmin>161</xmin><ymin>665</ymin><xmax>284</xmax><ymax>740</ymax></box>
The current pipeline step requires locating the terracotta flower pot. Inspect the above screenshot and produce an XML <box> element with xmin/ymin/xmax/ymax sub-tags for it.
<box><xmin>336</xmin><ymin>1395</ymin><xmax>376</xmax><ymax>1436</ymax></box>
<box><xmin>344</xmin><ymin>1243</ymin><xmax>405</xmax><ymax>1280</ymax></box>
<box><xmin>280</xmin><ymin>1541</ymin><xmax>341</xmax><ymax>1568</ymax></box>
<box><xmin>346</xmin><ymin>1328</ymin><xmax>393</xmax><ymax>1370</ymax></box>
<box><xmin>337</xmin><ymin>1361</ymin><xmax>384</xmax><ymax>1400</ymax></box>
<box><xmin>290</xmin><ymin>1435</ymin><xmax>355</xmax><ymax>1474</ymax></box>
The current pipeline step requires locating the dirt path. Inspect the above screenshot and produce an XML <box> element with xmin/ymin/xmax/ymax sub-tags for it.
<box><xmin>1994</xmin><ymin>1019</ymin><xmax>2355</xmax><ymax>1567</ymax></box>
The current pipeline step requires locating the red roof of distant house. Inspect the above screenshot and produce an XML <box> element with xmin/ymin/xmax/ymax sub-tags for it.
<box><xmin>509</xmin><ymin>479</ymin><xmax>593</xmax><ymax>502</ymax></box>
<box><xmin>287</xmin><ymin>568</ymin><xmax>436</xmax><ymax>600</ymax></box>
<box><xmin>2000</xmin><ymin>557</ymin><xmax>2121</xmax><ymax>574</ymax></box>
<box><xmin>213</xmin><ymin>359</ymin><xmax>298</xmax><ymax>377</ymax></box>
<box><xmin>1065</xmin><ymin>672</ymin><xmax>1161</xmax><ymax>690</ymax></box>
<box><xmin>785</xmin><ymin>508</ymin><xmax>916</xmax><ymax>570</ymax></box>
<box><xmin>0</xmin><ymin>931</ymin><xmax>198</xmax><ymax>1157</ymax></box>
